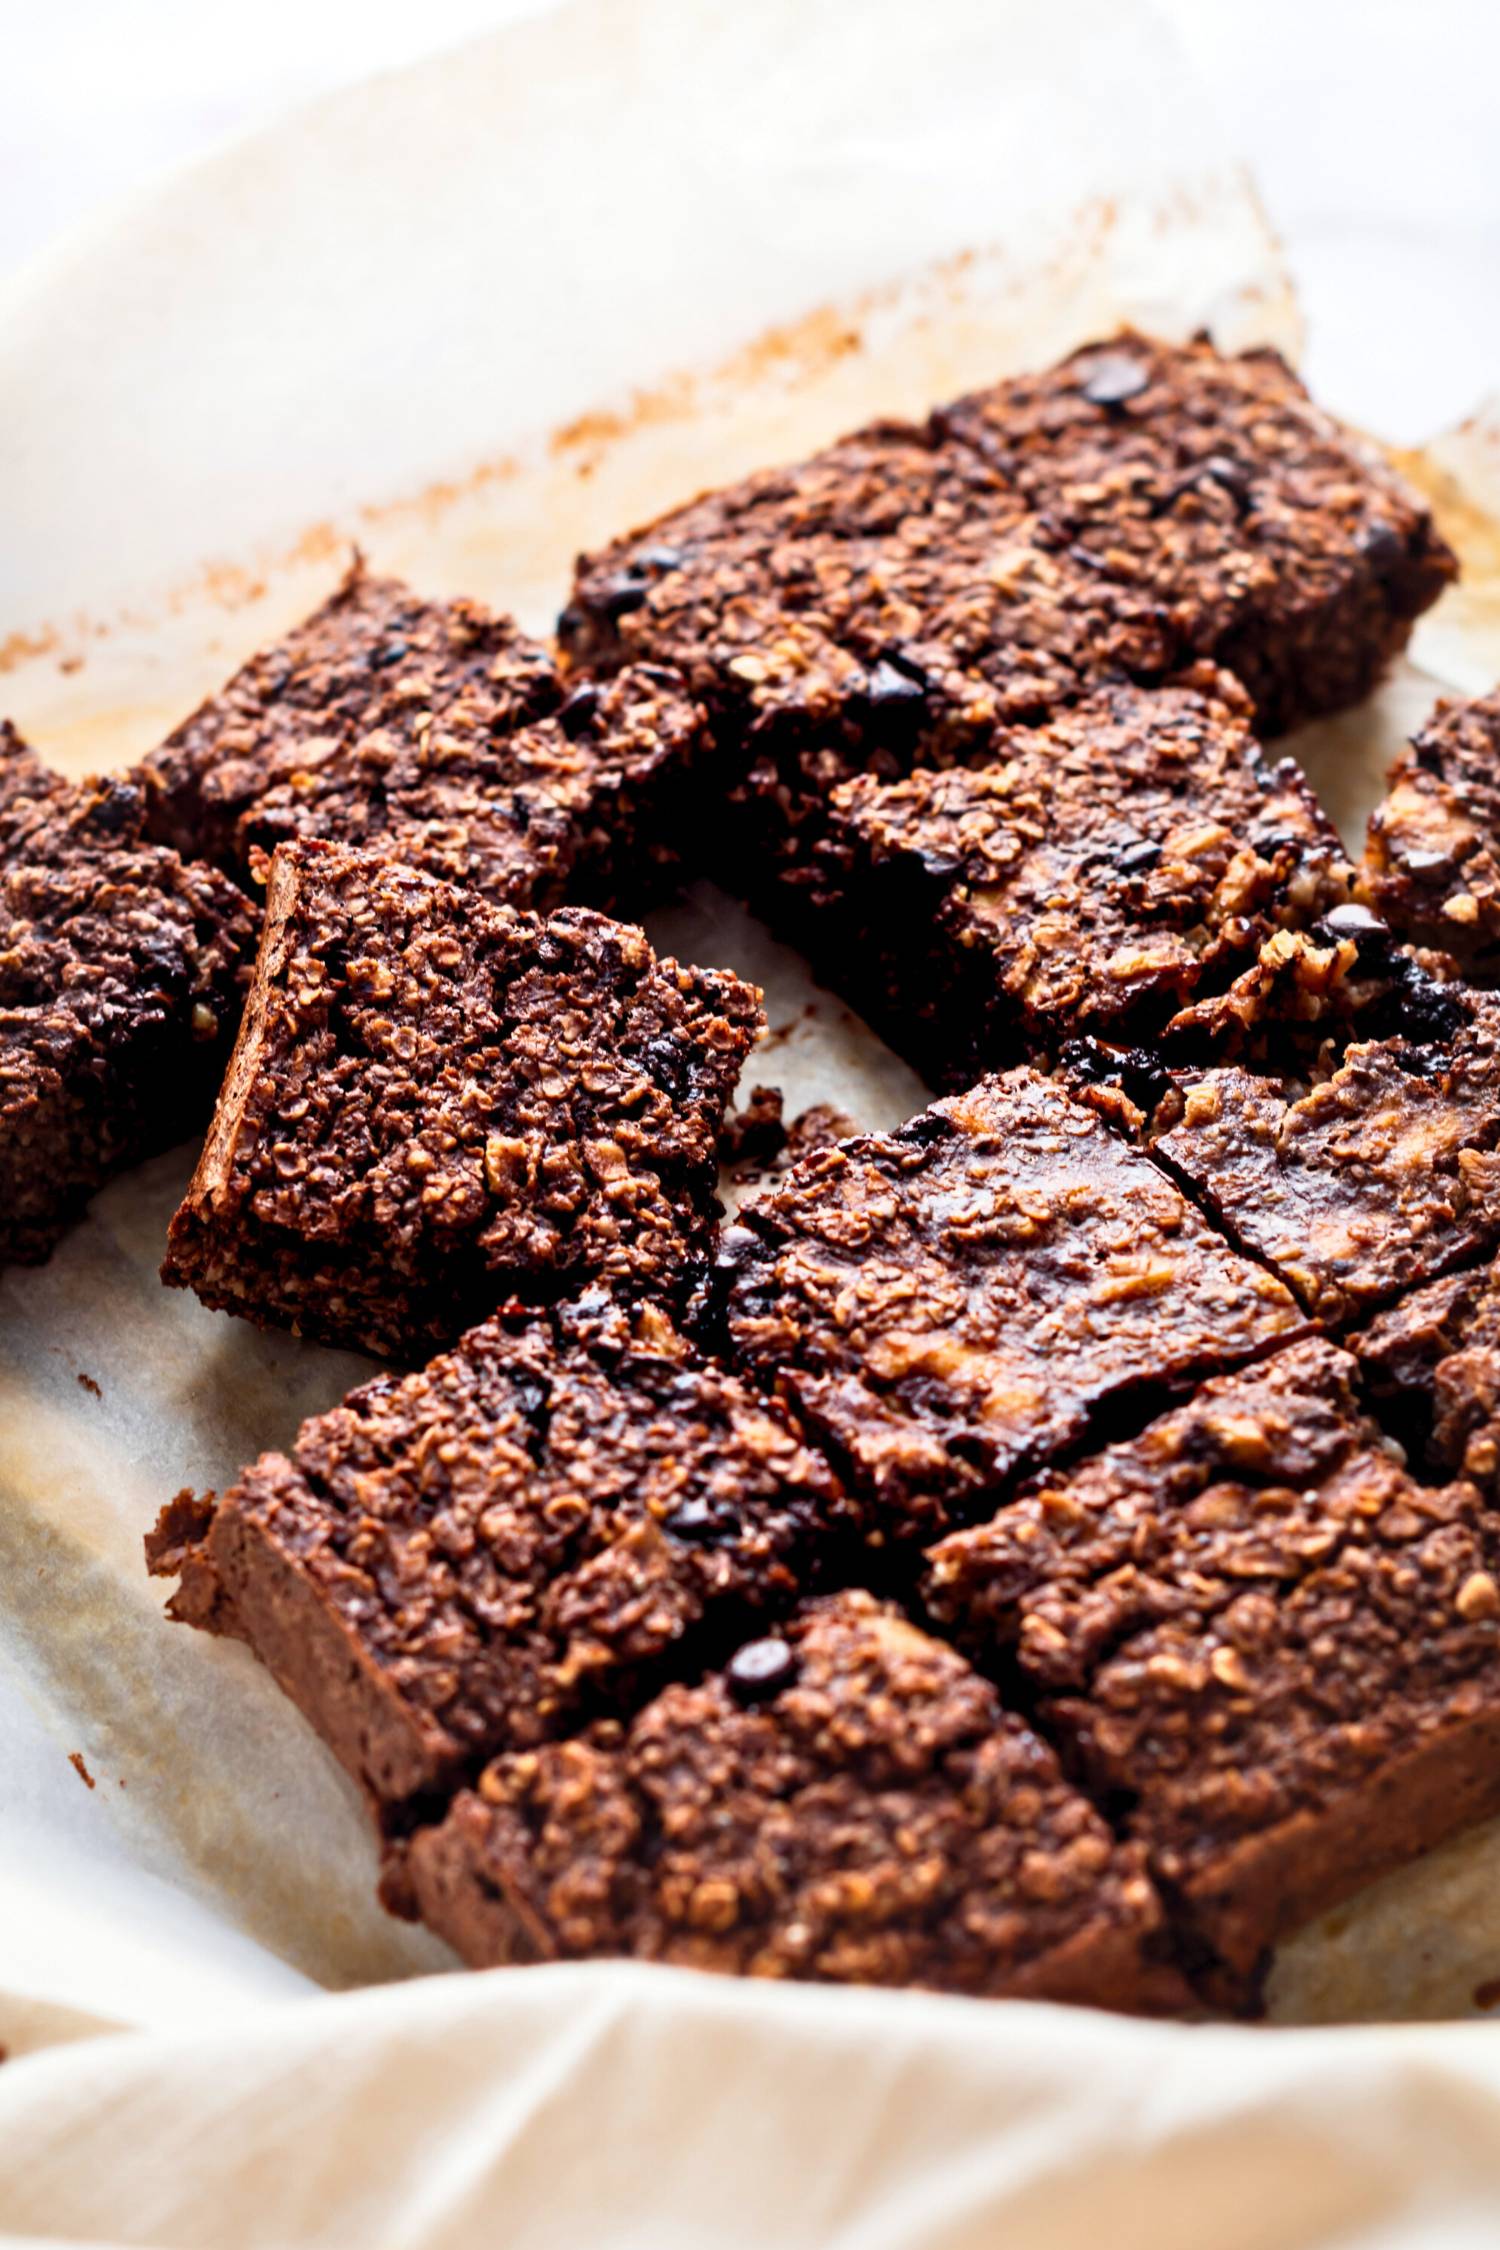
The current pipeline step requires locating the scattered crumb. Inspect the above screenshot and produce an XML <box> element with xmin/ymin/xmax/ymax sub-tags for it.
<box><xmin>723</xmin><ymin>1099</ymin><xmax>860</xmax><ymax>1198</ymax></box>
<box><xmin>1473</xmin><ymin>1977</ymin><xmax>1500</xmax><ymax>2011</ymax></box>
<box><xmin>68</xmin><ymin>1752</ymin><xmax>96</xmax><ymax>1790</ymax></box>
<box><xmin>76</xmin><ymin>1372</ymin><xmax>102</xmax><ymax>1399</ymax></box>
<box><xmin>720</xmin><ymin>1084</ymin><xmax>786</xmax><ymax>1172</ymax></box>
<box><xmin>785</xmin><ymin>1102</ymin><xmax>860</xmax><ymax>1160</ymax></box>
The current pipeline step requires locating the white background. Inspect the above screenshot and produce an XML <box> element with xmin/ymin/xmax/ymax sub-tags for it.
<box><xmin>3</xmin><ymin>0</ymin><xmax>1499</xmax><ymax>442</ymax></box>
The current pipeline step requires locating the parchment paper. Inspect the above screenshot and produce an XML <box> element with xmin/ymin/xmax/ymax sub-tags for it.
<box><xmin>4</xmin><ymin>0</ymin><xmax>1500</xmax><ymax>2218</ymax></box>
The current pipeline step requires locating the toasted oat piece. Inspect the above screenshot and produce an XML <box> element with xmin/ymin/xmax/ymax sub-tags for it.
<box><xmin>819</xmin><ymin>668</ymin><xmax>1352</xmax><ymax>1082</ymax></box>
<box><xmin>136</xmin><ymin>560</ymin><xmax>703</xmax><ymax>909</ymax></box>
<box><xmin>404</xmin><ymin>1589</ymin><xmax>1188</xmax><ymax>2011</ymax></box>
<box><xmin>161</xmin><ymin>840</ymin><xmax>761</xmax><ymax>1358</ymax></box>
<box><xmin>0</xmin><ymin>724</ymin><xmax>254</xmax><ymax>1266</ymax></box>
<box><xmin>710</xmin><ymin>1071</ymin><xmax>1306</xmax><ymax>1542</ymax></box>
<box><xmin>926</xmin><ymin>1339</ymin><xmax>1500</xmax><ymax>2007</ymax></box>
<box><xmin>1360</xmin><ymin>687</ymin><xmax>1500</xmax><ymax>973</ymax></box>
<box><xmin>147</xmin><ymin>1293</ymin><xmax>846</xmax><ymax>1815</ymax></box>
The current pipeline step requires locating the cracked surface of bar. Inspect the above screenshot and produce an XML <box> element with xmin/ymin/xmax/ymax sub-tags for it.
<box><xmin>712</xmin><ymin>1072</ymin><xmax>1306</xmax><ymax>1543</ymax></box>
<box><xmin>1151</xmin><ymin>989</ymin><xmax>1500</xmax><ymax>1325</ymax></box>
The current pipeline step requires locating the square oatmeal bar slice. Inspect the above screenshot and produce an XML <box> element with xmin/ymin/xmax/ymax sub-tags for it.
<box><xmin>148</xmin><ymin>1294</ymin><xmax>847</xmax><ymax>1817</ymax></box>
<box><xmin>161</xmin><ymin>840</ymin><xmax>761</xmax><ymax>1358</ymax></box>
<box><xmin>926</xmin><ymin>1339</ymin><xmax>1500</xmax><ymax>2006</ymax></box>
<box><xmin>403</xmin><ymin>1589</ymin><xmax>1188</xmax><ymax>2010</ymax></box>
<box><xmin>0</xmin><ymin>725</ymin><xmax>254</xmax><ymax>1266</ymax></box>
<box><xmin>136</xmin><ymin>560</ymin><xmax>703</xmax><ymax>909</ymax></box>
<box><xmin>710</xmin><ymin>1071</ymin><xmax>1306</xmax><ymax>1543</ymax></box>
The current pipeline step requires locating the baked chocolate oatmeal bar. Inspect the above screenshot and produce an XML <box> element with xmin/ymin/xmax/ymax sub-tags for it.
<box><xmin>1360</xmin><ymin>686</ymin><xmax>1500</xmax><ymax>974</ymax></box>
<box><xmin>710</xmin><ymin>1072</ymin><xmax>1305</xmax><ymax>1544</ymax></box>
<box><xmin>404</xmin><ymin>1589</ymin><xmax>1188</xmax><ymax>2009</ymax></box>
<box><xmin>933</xmin><ymin>334</ymin><xmax>1454</xmax><ymax>735</ymax></box>
<box><xmin>1</xmin><ymin>727</ymin><xmax>255</xmax><ymax>1267</ymax></box>
<box><xmin>136</xmin><ymin>561</ymin><xmax>704</xmax><ymax>908</ymax></box>
<box><xmin>1354</xmin><ymin>1260</ymin><xmax>1500</xmax><ymax>1489</ymax></box>
<box><xmin>161</xmin><ymin>840</ymin><xmax>761</xmax><ymax>1359</ymax></box>
<box><xmin>1148</xmin><ymin>986</ymin><xmax>1500</xmax><ymax>1326</ymax></box>
<box><xmin>564</xmin><ymin>334</ymin><xmax>1452</xmax><ymax>911</ymax></box>
<box><xmin>926</xmin><ymin>1339</ymin><xmax>1500</xmax><ymax>2005</ymax></box>
<box><xmin>148</xmin><ymin>1294</ymin><xmax>846</xmax><ymax>1814</ymax></box>
<box><xmin>818</xmin><ymin>668</ymin><xmax>1353</xmax><ymax>1084</ymax></box>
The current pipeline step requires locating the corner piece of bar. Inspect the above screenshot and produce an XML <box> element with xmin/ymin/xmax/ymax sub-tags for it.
<box><xmin>1360</xmin><ymin>686</ymin><xmax>1500</xmax><ymax>974</ymax></box>
<box><xmin>160</xmin><ymin>839</ymin><xmax>762</xmax><ymax>1359</ymax></box>
<box><xmin>1152</xmin><ymin>986</ymin><xmax>1500</xmax><ymax>1325</ymax></box>
<box><xmin>925</xmin><ymin>1337</ymin><xmax>1500</xmax><ymax>2007</ymax></box>
<box><xmin>403</xmin><ymin>1589</ymin><xmax>1189</xmax><ymax>2011</ymax></box>
<box><xmin>709</xmin><ymin>1071</ymin><xmax>1306</xmax><ymax>1543</ymax></box>
<box><xmin>818</xmin><ymin>668</ymin><xmax>1353</xmax><ymax>1083</ymax></box>
<box><xmin>1</xmin><ymin>723</ymin><xmax>255</xmax><ymax>1267</ymax></box>
<box><xmin>145</xmin><ymin>1293</ymin><xmax>849</xmax><ymax>1816</ymax></box>
<box><xmin>134</xmin><ymin>559</ymin><xmax>704</xmax><ymax>909</ymax></box>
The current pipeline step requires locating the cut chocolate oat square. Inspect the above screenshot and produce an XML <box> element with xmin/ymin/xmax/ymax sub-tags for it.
<box><xmin>147</xmin><ymin>1294</ymin><xmax>846</xmax><ymax>1814</ymax></box>
<box><xmin>404</xmin><ymin>1588</ymin><xmax>1187</xmax><ymax>2010</ymax></box>
<box><xmin>819</xmin><ymin>668</ymin><xmax>1351</xmax><ymax>1082</ymax></box>
<box><xmin>161</xmin><ymin>840</ymin><xmax>761</xmax><ymax>1358</ymax></box>
<box><xmin>1360</xmin><ymin>686</ymin><xmax>1500</xmax><ymax>974</ymax></box>
<box><xmin>926</xmin><ymin>1339</ymin><xmax>1500</xmax><ymax>2005</ymax></box>
<box><xmin>1353</xmin><ymin>1259</ymin><xmax>1500</xmax><ymax>1490</ymax></box>
<box><xmin>711</xmin><ymin>1071</ymin><xmax>1305</xmax><ymax>1542</ymax></box>
<box><xmin>136</xmin><ymin>561</ymin><xmax>703</xmax><ymax>910</ymax></box>
<box><xmin>564</xmin><ymin>334</ymin><xmax>1452</xmax><ymax>930</ymax></box>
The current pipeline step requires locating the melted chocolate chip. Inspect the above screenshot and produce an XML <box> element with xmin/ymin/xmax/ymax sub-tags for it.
<box><xmin>897</xmin><ymin>1111</ymin><xmax>956</xmax><ymax>1148</ymax></box>
<box><xmin>1359</xmin><ymin>522</ymin><xmax>1406</xmax><ymax>574</ymax></box>
<box><xmin>1319</xmin><ymin>902</ymin><xmax>1389</xmax><ymax>946</ymax></box>
<box><xmin>598</xmin><ymin>569</ymin><xmax>651</xmax><ymax>621</ymax></box>
<box><xmin>866</xmin><ymin>659</ymin><xmax>928</xmax><ymax>714</ymax></box>
<box><xmin>665</xmin><ymin>1495</ymin><xmax>740</xmax><ymax>1546</ymax></box>
<box><xmin>727</xmin><ymin>1636</ymin><xmax>797</xmax><ymax>1703</ymax></box>
<box><xmin>1114</xmin><ymin>840</ymin><xmax>1162</xmax><ymax>877</ymax></box>
<box><xmin>1061</xmin><ymin>1037</ymin><xmax>1174</xmax><ymax>1116</ymax></box>
<box><xmin>1080</xmin><ymin>353</ymin><xmax>1150</xmax><ymax>410</ymax></box>
<box><xmin>1404</xmin><ymin>847</ymin><xmax>1458</xmax><ymax>880</ymax></box>
<box><xmin>557</xmin><ymin>684</ymin><xmax>600</xmax><ymax>738</ymax></box>
<box><xmin>80</xmin><ymin>779</ymin><xmax>142</xmax><ymax>837</ymax></box>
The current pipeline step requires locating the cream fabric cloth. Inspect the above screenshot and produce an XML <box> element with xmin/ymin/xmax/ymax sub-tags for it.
<box><xmin>3</xmin><ymin>1964</ymin><xmax>1500</xmax><ymax>2249</ymax></box>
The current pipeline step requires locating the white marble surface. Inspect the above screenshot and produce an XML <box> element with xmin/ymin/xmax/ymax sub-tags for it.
<box><xmin>4</xmin><ymin>0</ymin><xmax>1498</xmax><ymax>440</ymax></box>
